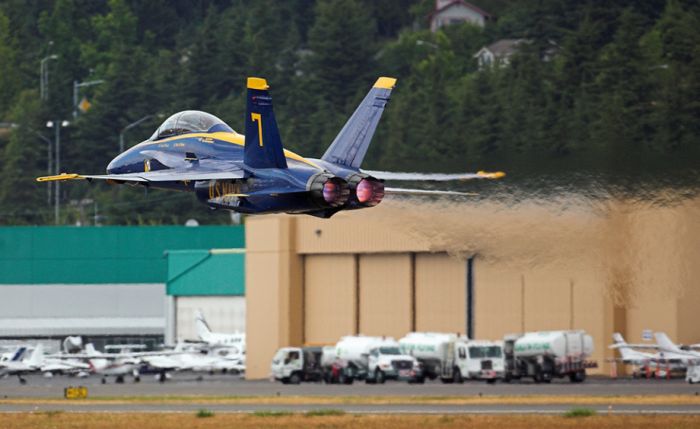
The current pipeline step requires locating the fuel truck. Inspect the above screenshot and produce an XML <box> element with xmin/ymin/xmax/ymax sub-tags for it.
<box><xmin>503</xmin><ymin>330</ymin><xmax>596</xmax><ymax>383</ymax></box>
<box><xmin>398</xmin><ymin>332</ymin><xmax>504</xmax><ymax>383</ymax></box>
<box><xmin>335</xmin><ymin>335</ymin><xmax>423</xmax><ymax>383</ymax></box>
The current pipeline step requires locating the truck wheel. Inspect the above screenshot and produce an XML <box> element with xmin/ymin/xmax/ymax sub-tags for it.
<box><xmin>569</xmin><ymin>370</ymin><xmax>586</xmax><ymax>383</ymax></box>
<box><xmin>453</xmin><ymin>368</ymin><xmax>463</xmax><ymax>384</ymax></box>
<box><xmin>289</xmin><ymin>373</ymin><xmax>301</xmax><ymax>385</ymax></box>
<box><xmin>441</xmin><ymin>377</ymin><xmax>454</xmax><ymax>384</ymax></box>
<box><xmin>376</xmin><ymin>369</ymin><xmax>386</xmax><ymax>384</ymax></box>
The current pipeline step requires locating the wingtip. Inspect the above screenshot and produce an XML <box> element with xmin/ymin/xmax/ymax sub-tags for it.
<box><xmin>374</xmin><ymin>76</ymin><xmax>397</xmax><ymax>89</ymax></box>
<box><xmin>36</xmin><ymin>173</ymin><xmax>83</xmax><ymax>182</ymax></box>
<box><xmin>247</xmin><ymin>77</ymin><xmax>270</xmax><ymax>90</ymax></box>
<box><xmin>477</xmin><ymin>171</ymin><xmax>506</xmax><ymax>179</ymax></box>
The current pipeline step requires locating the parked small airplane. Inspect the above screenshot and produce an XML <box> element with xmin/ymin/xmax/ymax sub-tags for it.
<box><xmin>610</xmin><ymin>332</ymin><xmax>692</xmax><ymax>378</ymax></box>
<box><xmin>0</xmin><ymin>345</ymin><xmax>44</xmax><ymax>384</ymax></box>
<box><xmin>195</xmin><ymin>310</ymin><xmax>245</xmax><ymax>353</ymax></box>
<box><xmin>37</xmin><ymin>77</ymin><xmax>504</xmax><ymax>218</ymax></box>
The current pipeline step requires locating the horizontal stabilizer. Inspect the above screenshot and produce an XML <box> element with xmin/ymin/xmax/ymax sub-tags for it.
<box><xmin>384</xmin><ymin>187</ymin><xmax>478</xmax><ymax>197</ymax></box>
<box><xmin>321</xmin><ymin>77</ymin><xmax>397</xmax><ymax>169</ymax></box>
<box><xmin>364</xmin><ymin>170</ymin><xmax>506</xmax><ymax>181</ymax></box>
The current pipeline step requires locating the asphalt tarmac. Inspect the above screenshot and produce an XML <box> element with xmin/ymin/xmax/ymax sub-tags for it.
<box><xmin>1</xmin><ymin>374</ymin><xmax>699</xmax><ymax>414</ymax></box>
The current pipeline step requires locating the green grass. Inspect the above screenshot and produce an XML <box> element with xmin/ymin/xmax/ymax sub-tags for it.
<box><xmin>195</xmin><ymin>409</ymin><xmax>215</xmax><ymax>418</ymax></box>
<box><xmin>305</xmin><ymin>409</ymin><xmax>346</xmax><ymax>417</ymax></box>
<box><xmin>563</xmin><ymin>407</ymin><xmax>597</xmax><ymax>418</ymax></box>
<box><xmin>251</xmin><ymin>410</ymin><xmax>293</xmax><ymax>417</ymax></box>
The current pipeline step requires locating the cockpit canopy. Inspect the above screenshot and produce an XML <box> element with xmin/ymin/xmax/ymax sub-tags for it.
<box><xmin>149</xmin><ymin>110</ymin><xmax>235</xmax><ymax>140</ymax></box>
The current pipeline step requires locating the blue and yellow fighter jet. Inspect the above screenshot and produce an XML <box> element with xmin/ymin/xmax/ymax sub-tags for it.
<box><xmin>37</xmin><ymin>77</ymin><xmax>504</xmax><ymax>218</ymax></box>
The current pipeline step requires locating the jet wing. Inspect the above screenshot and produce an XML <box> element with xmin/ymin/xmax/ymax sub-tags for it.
<box><xmin>37</xmin><ymin>165</ymin><xmax>245</xmax><ymax>183</ymax></box>
<box><xmin>363</xmin><ymin>170</ymin><xmax>505</xmax><ymax>181</ymax></box>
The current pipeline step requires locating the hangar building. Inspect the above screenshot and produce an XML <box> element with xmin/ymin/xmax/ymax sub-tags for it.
<box><xmin>0</xmin><ymin>226</ymin><xmax>244</xmax><ymax>350</ymax></box>
<box><xmin>244</xmin><ymin>196</ymin><xmax>700</xmax><ymax>379</ymax></box>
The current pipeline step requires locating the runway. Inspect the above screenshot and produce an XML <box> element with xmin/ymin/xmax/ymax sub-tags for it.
<box><xmin>1</xmin><ymin>373</ymin><xmax>698</xmax><ymax>398</ymax></box>
<box><xmin>1</xmin><ymin>374</ymin><xmax>699</xmax><ymax>414</ymax></box>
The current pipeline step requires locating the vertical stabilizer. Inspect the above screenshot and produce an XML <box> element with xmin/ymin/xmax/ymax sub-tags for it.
<box><xmin>244</xmin><ymin>77</ymin><xmax>288</xmax><ymax>169</ymax></box>
<box><xmin>321</xmin><ymin>77</ymin><xmax>397</xmax><ymax>169</ymax></box>
<box><xmin>195</xmin><ymin>309</ymin><xmax>212</xmax><ymax>342</ymax></box>
<box><xmin>655</xmin><ymin>332</ymin><xmax>682</xmax><ymax>353</ymax></box>
<box><xmin>26</xmin><ymin>344</ymin><xmax>44</xmax><ymax>367</ymax></box>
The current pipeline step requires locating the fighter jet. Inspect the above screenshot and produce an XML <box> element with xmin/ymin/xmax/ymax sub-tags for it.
<box><xmin>37</xmin><ymin>77</ymin><xmax>504</xmax><ymax>218</ymax></box>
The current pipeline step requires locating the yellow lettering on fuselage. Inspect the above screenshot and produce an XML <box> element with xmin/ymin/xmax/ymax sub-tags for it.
<box><xmin>208</xmin><ymin>181</ymin><xmax>242</xmax><ymax>200</ymax></box>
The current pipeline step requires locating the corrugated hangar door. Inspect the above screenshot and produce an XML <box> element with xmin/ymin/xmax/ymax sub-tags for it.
<box><xmin>415</xmin><ymin>253</ymin><xmax>467</xmax><ymax>334</ymax></box>
<box><xmin>359</xmin><ymin>254</ymin><xmax>412</xmax><ymax>338</ymax></box>
<box><xmin>304</xmin><ymin>255</ymin><xmax>356</xmax><ymax>344</ymax></box>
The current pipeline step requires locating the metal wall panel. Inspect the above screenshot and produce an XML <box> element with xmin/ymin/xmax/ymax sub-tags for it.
<box><xmin>0</xmin><ymin>226</ymin><xmax>244</xmax><ymax>284</ymax></box>
<box><xmin>167</xmin><ymin>250</ymin><xmax>245</xmax><ymax>296</ymax></box>
<box><xmin>304</xmin><ymin>255</ymin><xmax>356</xmax><ymax>344</ymax></box>
<box><xmin>295</xmin><ymin>210</ymin><xmax>431</xmax><ymax>254</ymax></box>
<box><xmin>415</xmin><ymin>254</ymin><xmax>466</xmax><ymax>334</ymax></box>
<box><xmin>175</xmin><ymin>296</ymin><xmax>246</xmax><ymax>341</ymax></box>
<box><xmin>358</xmin><ymin>254</ymin><xmax>412</xmax><ymax>338</ymax></box>
<box><xmin>0</xmin><ymin>284</ymin><xmax>165</xmax><ymax>337</ymax></box>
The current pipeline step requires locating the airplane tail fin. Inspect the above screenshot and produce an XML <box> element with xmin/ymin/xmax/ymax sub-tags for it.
<box><xmin>195</xmin><ymin>309</ymin><xmax>212</xmax><ymax>341</ymax></box>
<box><xmin>27</xmin><ymin>344</ymin><xmax>44</xmax><ymax>367</ymax></box>
<box><xmin>10</xmin><ymin>346</ymin><xmax>27</xmax><ymax>362</ymax></box>
<box><xmin>85</xmin><ymin>343</ymin><xmax>98</xmax><ymax>356</ymax></box>
<box><xmin>244</xmin><ymin>77</ymin><xmax>288</xmax><ymax>169</ymax></box>
<box><xmin>321</xmin><ymin>77</ymin><xmax>397</xmax><ymax>169</ymax></box>
<box><xmin>611</xmin><ymin>333</ymin><xmax>635</xmax><ymax>359</ymax></box>
<box><xmin>655</xmin><ymin>332</ymin><xmax>682</xmax><ymax>352</ymax></box>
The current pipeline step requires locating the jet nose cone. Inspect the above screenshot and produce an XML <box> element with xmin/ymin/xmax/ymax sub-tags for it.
<box><xmin>107</xmin><ymin>154</ymin><xmax>126</xmax><ymax>174</ymax></box>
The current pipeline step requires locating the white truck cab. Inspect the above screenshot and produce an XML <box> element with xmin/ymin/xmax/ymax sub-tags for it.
<box><xmin>270</xmin><ymin>347</ymin><xmax>325</xmax><ymax>384</ymax></box>
<box><xmin>366</xmin><ymin>344</ymin><xmax>422</xmax><ymax>383</ymax></box>
<box><xmin>687</xmin><ymin>363</ymin><xmax>700</xmax><ymax>384</ymax></box>
<box><xmin>459</xmin><ymin>340</ymin><xmax>505</xmax><ymax>381</ymax></box>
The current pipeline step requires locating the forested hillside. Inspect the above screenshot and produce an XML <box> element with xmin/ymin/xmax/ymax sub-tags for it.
<box><xmin>0</xmin><ymin>0</ymin><xmax>698</xmax><ymax>225</ymax></box>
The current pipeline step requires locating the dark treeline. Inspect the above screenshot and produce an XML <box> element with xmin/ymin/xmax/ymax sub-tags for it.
<box><xmin>0</xmin><ymin>0</ymin><xmax>698</xmax><ymax>225</ymax></box>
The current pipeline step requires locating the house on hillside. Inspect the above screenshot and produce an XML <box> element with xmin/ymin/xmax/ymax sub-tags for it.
<box><xmin>429</xmin><ymin>0</ymin><xmax>492</xmax><ymax>32</ymax></box>
<box><xmin>473</xmin><ymin>39</ymin><xmax>525</xmax><ymax>69</ymax></box>
<box><xmin>473</xmin><ymin>39</ymin><xmax>559</xmax><ymax>69</ymax></box>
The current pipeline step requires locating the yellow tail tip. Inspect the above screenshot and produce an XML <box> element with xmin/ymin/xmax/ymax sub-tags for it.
<box><xmin>374</xmin><ymin>77</ymin><xmax>397</xmax><ymax>89</ymax></box>
<box><xmin>247</xmin><ymin>77</ymin><xmax>269</xmax><ymax>90</ymax></box>
<box><xmin>477</xmin><ymin>171</ymin><xmax>506</xmax><ymax>179</ymax></box>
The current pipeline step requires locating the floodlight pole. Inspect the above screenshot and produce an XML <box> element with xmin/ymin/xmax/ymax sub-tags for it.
<box><xmin>47</xmin><ymin>120</ymin><xmax>70</xmax><ymax>224</ymax></box>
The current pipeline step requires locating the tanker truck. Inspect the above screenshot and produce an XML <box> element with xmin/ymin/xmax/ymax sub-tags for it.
<box><xmin>270</xmin><ymin>346</ymin><xmax>357</xmax><ymax>384</ymax></box>
<box><xmin>398</xmin><ymin>332</ymin><xmax>504</xmax><ymax>383</ymax></box>
<box><xmin>503</xmin><ymin>330</ymin><xmax>597</xmax><ymax>383</ymax></box>
<box><xmin>335</xmin><ymin>335</ymin><xmax>423</xmax><ymax>384</ymax></box>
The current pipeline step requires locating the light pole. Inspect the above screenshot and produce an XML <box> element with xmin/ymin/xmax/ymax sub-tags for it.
<box><xmin>119</xmin><ymin>115</ymin><xmax>155</xmax><ymax>153</ymax></box>
<box><xmin>72</xmin><ymin>79</ymin><xmax>105</xmax><ymax>118</ymax></box>
<box><xmin>34</xmin><ymin>132</ymin><xmax>53</xmax><ymax>204</ymax></box>
<box><xmin>47</xmin><ymin>120</ymin><xmax>70</xmax><ymax>224</ymax></box>
<box><xmin>39</xmin><ymin>54</ymin><xmax>59</xmax><ymax>101</ymax></box>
